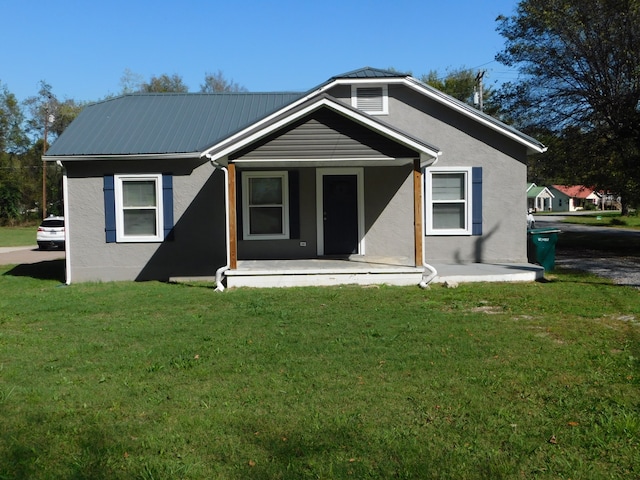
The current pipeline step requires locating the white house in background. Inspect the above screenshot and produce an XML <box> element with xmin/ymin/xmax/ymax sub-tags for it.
<box><xmin>527</xmin><ymin>183</ymin><xmax>555</xmax><ymax>211</ymax></box>
<box><xmin>549</xmin><ymin>185</ymin><xmax>601</xmax><ymax>211</ymax></box>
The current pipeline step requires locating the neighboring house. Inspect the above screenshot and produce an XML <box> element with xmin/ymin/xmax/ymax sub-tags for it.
<box><xmin>527</xmin><ymin>183</ymin><xmax>555</xmax><ymax>212</ymax></box>
<box><xmin>549</xmin><ymin>185</ymin><xmax>601</xmax><ymax>211</ymax></box>
<box><xmin>44</xmin><ymin>67</ymin><xmax>546</xmax><ymax>288</ymax></box>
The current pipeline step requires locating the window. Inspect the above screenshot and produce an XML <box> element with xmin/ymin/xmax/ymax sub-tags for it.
<box><xmin>351</xmin><ymin>84</ymin><xmax>388</xmax><ymax>115</ymax></box>
<box><xmin>425</xmin><ymin>167</ymin><xmax>482</xmax><ymax>235</ymax></box>
<box><xmin>242</xmin><ymin>171</ymin><xmax>289</xmax><ymax>240</ymax></box>
<box><xmin>104</xmin><ymin>173</ymin><xmax>174</xmax><ymax>243</ymax></box>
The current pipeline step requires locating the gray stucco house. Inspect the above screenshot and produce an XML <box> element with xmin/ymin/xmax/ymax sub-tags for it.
<box><xmin>44</xmin><ymin>68</ymin><xmax>546</xmax><ymax>288</ymax></box>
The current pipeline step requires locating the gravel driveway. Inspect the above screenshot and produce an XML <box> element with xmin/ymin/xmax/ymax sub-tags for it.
<box><xmin>537</xmin><ymin>217</ymin><xmax>640</xmax><ymax>288</ymax></box>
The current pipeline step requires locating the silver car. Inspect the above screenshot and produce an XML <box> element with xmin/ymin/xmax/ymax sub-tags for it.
<box><xmin>37</xmin><ymin>216</ymin><xmax>65</xmax><ymax>250</ymax></box>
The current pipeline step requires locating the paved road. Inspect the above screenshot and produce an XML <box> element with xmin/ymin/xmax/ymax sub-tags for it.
<box><xmin>536</xmin><ymin>217</ymin><xmax>640</xmax><ymax>288</ymax></box>
<box><xmin>0</xmin><ymin>246</ymin><xmax>65</xmax><ymax>266</ymax></box>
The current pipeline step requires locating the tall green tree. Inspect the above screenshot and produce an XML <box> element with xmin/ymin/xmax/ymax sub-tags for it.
<box><xmin>496</xmin><ymin>0</ymin><xmax>640</xmax><ymax>212</ymax></box>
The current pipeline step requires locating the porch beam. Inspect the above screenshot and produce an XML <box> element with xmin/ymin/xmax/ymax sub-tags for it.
<box><xmin>228</xmin><ymin>162</ymin><xmax>238</xmax><ymax>269</ymax></box>
<box><xmin>413</xmin><ymin>159</ymin><xmax>423</xmax><ymax>266</ymax></box>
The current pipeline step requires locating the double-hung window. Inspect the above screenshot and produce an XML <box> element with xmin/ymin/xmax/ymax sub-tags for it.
<box><xmin>242</xmin><ymin>171</ymin><xmax>289</xmax><ymax>240</ymax></box>
<box><xmin>114</xmin><ymin>174</ymin><xmax>164</xmax><ymax>242</ymax></box>
<box><xmin>425</xmin><ymin>167</ymin><xmax>482</xmax><ymax>235</ymax></box>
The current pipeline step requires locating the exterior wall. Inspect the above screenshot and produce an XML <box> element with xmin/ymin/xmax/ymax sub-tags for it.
<box><xmin>549</xmin><ymin>189</ymin><xmax>570</xmax><ymax>212</ymax></box>
<box><xmin>326</xmin><ymin>83</ymin><xmax>531</xmax><ymax>264</ymax></box>
<box><xmin>64</xmin><ymin>158</ymin><xmax>226</xmax><ymax>282</ymax></box>
<box><xmin>235</xmin><ymin>165</ymin><xmax>415</xmax><ymax>265</ymax></box>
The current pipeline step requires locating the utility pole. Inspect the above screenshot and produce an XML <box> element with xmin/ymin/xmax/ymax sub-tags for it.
<box><xmin>42</xmin><ymin>95</ymin><xmax>53</xmax><ymax>220</ymax></box>
<box><xmin>475</xmin><ymin>70</ymin><xmax>485</xmax><ymax>112</ymax></box>
<box><xmin>42</xmin><ymin>106</ymin><xmax>48</xmax><ymax>219</ymax></box>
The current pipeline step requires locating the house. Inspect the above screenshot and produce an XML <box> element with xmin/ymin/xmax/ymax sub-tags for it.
<box><xmin>549</xmin><ymin>185</ymin><xmax>601</xmax><ymax>211</ymax></box>
<box><xmin>527</xmin><ymin>183</ymin><xmax>555</xmax><ymax>212</ymax></box>
<box><xmin>44</xmin><ymin>68</ymin><xmax>546</xmax><ymax>288</ymax></box>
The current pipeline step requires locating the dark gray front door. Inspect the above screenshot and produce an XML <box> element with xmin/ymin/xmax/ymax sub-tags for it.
<box><xmin>322</xmin><ymin>174</ymin><xmax>358</xmax><ymax>255</ymax></box>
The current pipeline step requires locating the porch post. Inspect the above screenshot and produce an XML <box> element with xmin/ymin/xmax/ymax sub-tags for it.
<box><xmin>228</xmin><ymin>162</ymin><xmax>238</xmax><ymax>269</ymax></box>
<box><xmin>413</xmin><ymin>159</ymin><xmax>423</xmax><ymax>266</ymax></box>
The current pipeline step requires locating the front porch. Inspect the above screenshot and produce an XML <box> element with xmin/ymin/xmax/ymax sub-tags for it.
<box><xmin>169</xmin><ymin>258</ymin><xmax>544</xmax><ymax>289</ymax></box>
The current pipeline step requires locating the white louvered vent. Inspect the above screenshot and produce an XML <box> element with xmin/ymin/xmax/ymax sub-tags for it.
<box><xmin>351</xmin><ymin>85</ymin><xmax>388</xmax><ymax>115</ymax></box>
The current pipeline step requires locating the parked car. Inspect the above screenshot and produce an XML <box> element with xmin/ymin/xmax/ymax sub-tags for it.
<box><xmin>37</xmin><ymin>216</ymin><xmax>65</xmax><ymax>250</ymax></box>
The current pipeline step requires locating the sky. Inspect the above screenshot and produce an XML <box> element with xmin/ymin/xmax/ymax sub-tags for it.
<box><xmin>1</xmin><ymin>0</ymin><xmax>522</xmax><ymax>103</ymax></box>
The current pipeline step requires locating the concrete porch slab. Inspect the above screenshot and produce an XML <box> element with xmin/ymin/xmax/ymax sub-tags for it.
<box><xmin>170</xmin><ymin>260</ymin><xmax>544</xmax><ymax>288</ymax></box>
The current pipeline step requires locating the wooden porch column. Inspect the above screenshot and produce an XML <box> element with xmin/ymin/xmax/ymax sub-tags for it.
<box><xmin>413</xmin><ymin>159</ymin><xmax>423</xmax><ymax>266</ymax></box>
<box><xmin>228</xmin><ymin>162</ymin><xmax>238</xmax><ymax>269</ymax></box>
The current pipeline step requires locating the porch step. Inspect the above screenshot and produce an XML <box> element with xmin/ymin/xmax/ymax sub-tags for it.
<box><xmin>225</xmin><ymin>266</ymin><xmax>424</xmax><ymax>288</ymax></box>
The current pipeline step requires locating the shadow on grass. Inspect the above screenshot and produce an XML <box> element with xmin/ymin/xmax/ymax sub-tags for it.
<box><xmin>3</xmin><ymin>259</ymin><xmax>65</xmax><ymax>282</ymax></box>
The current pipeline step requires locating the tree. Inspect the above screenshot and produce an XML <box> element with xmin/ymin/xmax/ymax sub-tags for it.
<box><xmin>496</xmin><ymin>0</ymin><xmax>640</xmax><ymax>212</ymax></box>
<box><xmin>0</xmin><ymin>82</ymin><xmax>28</xmax><ymax>154</ymax></box>
<box><xmin>139</xmin><ymin>74</ymin><xmax>189</xmax><ymax>93</ymax></box>
<box><xmin>200</xmin><ymin>70</ymin><xmax>247</xmax><ymax>93</ymax></box>
<box><xmin>420</xmin><ymin>68</ymin><xmax>500</xmax><ymax>116</ymax></box>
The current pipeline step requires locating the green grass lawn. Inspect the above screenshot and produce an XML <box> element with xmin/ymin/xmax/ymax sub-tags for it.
<box><xmin>0</xmin><ymin>225</ymin><xmax>37</xmax><ymax>247</ymax></box>
<box><xmin>0</xmin><ymin>265</ymin><xmax>638</xmax><ymax>479</ymax></box>
<box><xmin>541</xmin><ymin>211</ymin><xmax>640</xmax><ymax>229</ymax></box>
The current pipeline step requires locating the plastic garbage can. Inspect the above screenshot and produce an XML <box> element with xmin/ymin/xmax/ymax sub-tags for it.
<box><xmin>527</xmin><ymin>228</ymin><xmax>561</xmax><ymax>271</ymax></box>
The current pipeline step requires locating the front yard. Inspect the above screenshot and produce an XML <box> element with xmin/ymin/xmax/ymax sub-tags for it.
<box><xmin>0</xmin><ymin>266</ymin><xmax>638</xmax><ymax>479</ymax></box>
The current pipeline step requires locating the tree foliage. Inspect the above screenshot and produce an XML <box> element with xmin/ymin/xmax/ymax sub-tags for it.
<box><xmin>200</xmin><ymin>70</ymin><xmax>247</xmax><ymax>93</ymax></box>
<box><xmin>139</xmin><ymin>74</ymin><xmax>189</xmax><ymax>93</ymax></box>
<box><xmin>420</xmin><ymin>68</ymin><xmax>501</xmax><ymax>116</ymax></box>
<box><xmin>496</xmin><ymin>0</ymin><xmax>640</xmax><ymax>211</ymax></box>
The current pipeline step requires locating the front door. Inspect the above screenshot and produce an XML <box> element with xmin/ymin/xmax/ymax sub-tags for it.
<box><xmin>322</xmin><ymin>174</ymin><xmax>359</xmax><ymax>255</ymax></box>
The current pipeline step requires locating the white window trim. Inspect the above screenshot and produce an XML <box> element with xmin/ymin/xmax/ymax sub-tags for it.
<box><xmin>114</xmin><ymin>173</ymin><xmax>164</xmax><ymax>243</ymax></box>
<box><xmin>351</xmin><ymin>84</ymin><xmax>389</xmax><ymax>115</ymax></box>
<box><xmin>242</xmin><ymin>171</ymin><xmax>290</xmax><ymax>240</ymax></box>
<box><xmin>425</xmin><ymin>167</ymin><xmax>472</xmax><ymax>236</ymax></box>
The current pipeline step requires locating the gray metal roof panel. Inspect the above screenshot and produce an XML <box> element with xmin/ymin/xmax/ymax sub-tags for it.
<box><xmin>45</xmin><ymin>92</ymin><xmax>304</xmax><ymax>156</ymax></box>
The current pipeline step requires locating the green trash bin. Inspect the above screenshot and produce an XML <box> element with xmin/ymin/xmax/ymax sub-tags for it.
<box><xmin>527</xmin><ymin>228</ymin><xmax>561</xmax><ymax>271</ymax></box>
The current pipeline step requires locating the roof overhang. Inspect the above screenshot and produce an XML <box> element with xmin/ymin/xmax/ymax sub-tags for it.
<box><xmin>315</xmin><ymin>77</ymin><xmax>548</xmax><ymax>156</ymax></box>
<box><xmin>44</xmin><ymin>152</ymin><xmax>199</xmax><ymax>162</ymax></box>
<box><xmin>203</xmin><ymin>94</ymin><xmax>441</xmax><ymax>167</ymax></box>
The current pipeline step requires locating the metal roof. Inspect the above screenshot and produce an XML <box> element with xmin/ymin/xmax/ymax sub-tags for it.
<box><xmin>331</xmin><ymin>67</ymin><xmax>410</xmax><ymax>80</ymax></box>
<box><xmin>45</xmin><ymin>92</ymin><xmax>303</xmax><ymax>157</ymax></box>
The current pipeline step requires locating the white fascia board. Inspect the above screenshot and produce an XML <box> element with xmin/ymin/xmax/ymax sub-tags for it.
<box><xmin>43</xmin><ymin>152</ymin><xmax>199</xmax><ymax>162</ymax></box>
<box><xmin>205</xmin><ymin>96</ymin><xmax>441</xmax><ymax>162</ymax></box>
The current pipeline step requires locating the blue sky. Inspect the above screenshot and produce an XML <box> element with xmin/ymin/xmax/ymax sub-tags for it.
<box><xmin>2</xmin><ymin>0</ymin><xmax>521</xmax><ymax>103</ymax></box>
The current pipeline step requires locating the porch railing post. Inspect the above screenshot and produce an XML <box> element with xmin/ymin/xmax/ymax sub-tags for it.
<box><xmin>228</xmin><ymin>162</ymin><xmax>238</xmax><ymax>269</ymax></box>
<box><xmin>413</xmin><ymin>159</ymin><xmax>423</xmax><ymax>267</ymax></box>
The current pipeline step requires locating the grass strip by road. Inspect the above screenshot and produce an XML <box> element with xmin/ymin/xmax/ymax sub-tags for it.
<box><xmin>0</xmin><ymin>226</ymin><xmax>37</xmax><ymax>247</ymax></box>
<box><xmin>0</xmin><ymin>267</ymin><xmax>638</xmax><ymax>479</ymax></box>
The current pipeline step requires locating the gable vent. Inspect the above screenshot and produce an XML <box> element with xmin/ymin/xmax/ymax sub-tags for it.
<box><xmin>352</xmin><ymin>85</ymin><xmax>388</xmax><ymax>114</ymax></box>
<box><xmin>357</xmin><ymin>87</ymin><xmax>383</xmax><ymax>111</ymax></box>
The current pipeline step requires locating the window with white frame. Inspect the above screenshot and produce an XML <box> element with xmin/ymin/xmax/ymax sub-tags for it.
<box><xmin>242</xmin><ymin>171</ymin><xmax>289</xmax><ymax>240</ymax></box>
<box><xmin>114</xmin><ymin>174</ymin><xmax>164</xmax><ymax>242</ymax></box>
<box><xmin>351</xmin><ymin>84</ymin><xmax>388</xmax><ymax>115</ymax></box>
<box><xmin>425</xmin><ymin>167</ymin><xmax>473</xmax><ymax>235</ymax></box>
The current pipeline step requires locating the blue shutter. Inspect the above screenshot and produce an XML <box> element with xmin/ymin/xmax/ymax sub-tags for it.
<box><xmin>162</xmin><ymin>173</ymin><xmax>174</xmax><ymax>240</ymax></box>
<box><xmin>103</xmin><ymin>175</ymin><xmax>116</xmax><ymax>243</ymax></box>
<box><xmin>288</xmin><ymin>170</ymin><xmax>300</xmax><ymax>239</ymax></box>
<box><xmin>471</xmin><ymin>167</ymin><xmax>483</xmax><ymax>235</ymax></box>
